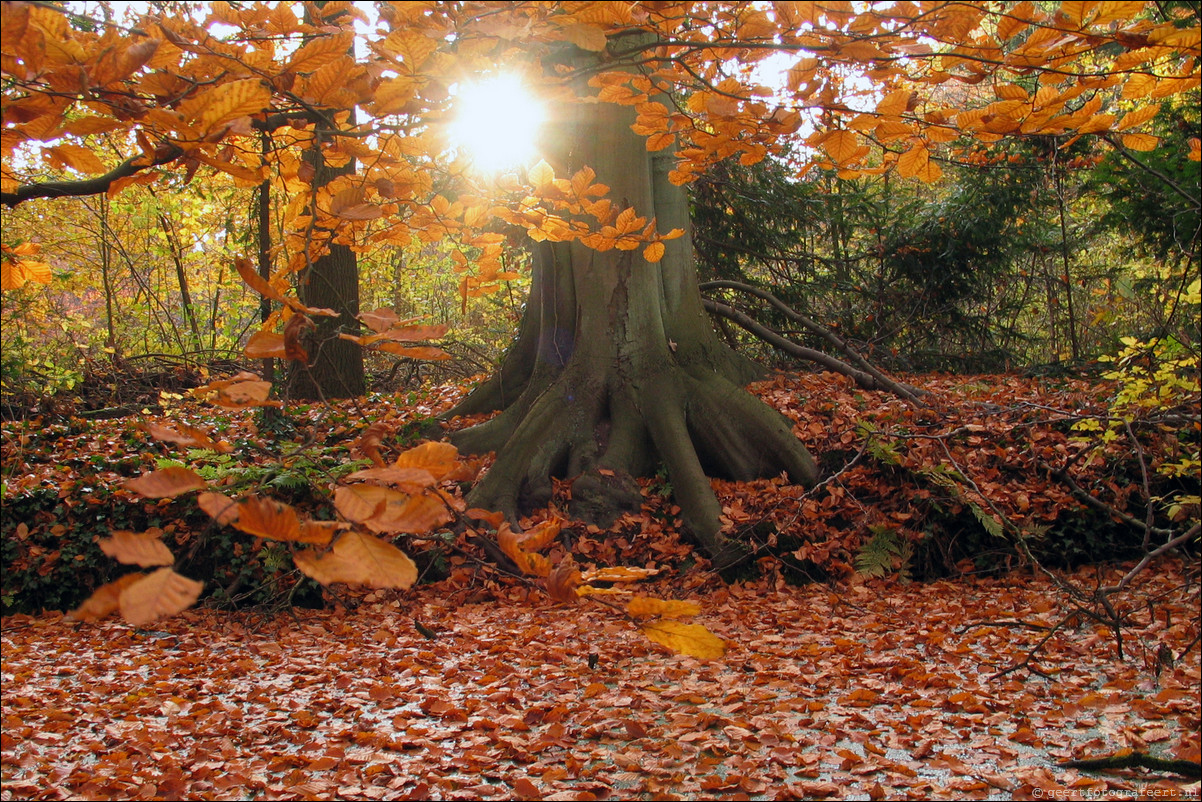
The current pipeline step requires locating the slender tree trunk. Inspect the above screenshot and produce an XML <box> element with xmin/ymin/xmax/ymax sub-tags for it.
<box><xmin>98</xmin><ymin>196</ymin><xmax>118</xmax><ymax>366</ymax></box>
<box><xmin>447</xmin><ymin>56</ymin><xmax>817</xmax><ymax>567</ymax></box>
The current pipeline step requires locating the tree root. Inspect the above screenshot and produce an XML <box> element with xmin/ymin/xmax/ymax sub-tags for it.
<box><xmin>449</xmin><ymin>360</ymin><xmax>817</xmax><ymax>570</ymax></box>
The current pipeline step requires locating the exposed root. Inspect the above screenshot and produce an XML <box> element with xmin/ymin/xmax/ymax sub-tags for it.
<box><xmin>450</xmin><ymin>361</ymin><xmax>817</xmax><ymax>570</ymax></box>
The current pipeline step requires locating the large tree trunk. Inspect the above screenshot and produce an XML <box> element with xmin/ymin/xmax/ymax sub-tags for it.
<box><xmin>447</xmin><ymin>66</ymin><xmax>818</xmax><ymax>568</ymax></box>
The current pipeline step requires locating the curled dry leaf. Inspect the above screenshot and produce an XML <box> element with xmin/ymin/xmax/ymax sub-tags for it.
<box><xmin>546</xmin><ymin>558</ymin><xmax>582</xmax><ymax>604</ymax></box>
<box><xmin>67</xmin><ymin>573</ymin><xmax>146</xmax><ymax>622</ymax></box>
<box><xmin>243</xmin><ymin>329</ymin><xmax>286</xmax><ymax>360</ymax></box>
<box><xmin>118</xmin><ymin>567</ymin><xmax>204</xmax><ymax>627</ymax></box>
<box><xmin>466</xmin><ymin>508</ymin><xmax>506</xmax><ymax>529</ymax></box>
<box><xmin>124</xmin><ymin>467</ymin><xmax>207</xmax><ymax>498</ymax></box>
<box><xmin>498</xmin><ymin>523</ymin><xmax>552</xmax><ymax>577</ymax></box>
<box><xmin>352</xmin><ymin>421</ymin><xmax>392</xmax><ymax>468</ymax></box>
<box><xmin>282</xmin><ymin>313</ymin><xmax>313</xmax><ymax>363</ymax></box>
<box><xmin>640</xmin><ymin>620</ymin><xmax>727</xmax><ymax>659</ymax></box>
<box><xmin>98</xmin><ymin>530</ymin><xmax>174</xmax><ymax>567</ymax></box>
<box><xmin>233</xmin><ymin>495</ymin><xmax>343</xmax><ymax>545</ymax></box>
<box><xmin>293</xmin><ymin>531</ymin><xmax>417</xmax><ymax>589</ymax></box>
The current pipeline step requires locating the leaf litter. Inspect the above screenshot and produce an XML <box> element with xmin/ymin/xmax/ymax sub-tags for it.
<box><xmin>2</xmin><ymin>371</ymin><xmax>1200</xmax><ymax>799</ymax></box>
<box><xmin>2</xmin><ymin>559</ymin><xmax>1198</xmax><ymax>801</ymax></box>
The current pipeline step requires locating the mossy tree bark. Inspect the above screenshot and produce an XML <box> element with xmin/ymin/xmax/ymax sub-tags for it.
<box><xmin>447</xmin><ymin>62</ymin><xmax>818</xmax><ymax>567</ymax></box>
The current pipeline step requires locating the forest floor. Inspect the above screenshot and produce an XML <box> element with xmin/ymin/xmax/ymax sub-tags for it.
<box><xmin>2</xmin><ymin>369</ymin><xmax>1200</xmax><ymax>800</ymax></box>
<box><xmin>1</xmin><ymin>560</ymin><xmax>1199</xmax><ymax>801</ymax></box>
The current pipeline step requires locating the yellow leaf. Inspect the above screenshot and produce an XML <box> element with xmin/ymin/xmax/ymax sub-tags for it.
<box><xmin>875</xmin><ymin>89</ymin><xmax>911</xmax><ymax>117</ymax></box>
<box><xmin>529</xmin><ymin>159</ymin><xmax>555</xmax><ymax>190</ymax></box>
<box><xmin>640</xmin><ymin>620</ymin><xmax>726</xmax><ymax>659</ymax></box>
<box><xmin>994</xmin><ymin>83</ymin><xmax>1029</xmax><ymax>101</ymax></box>
<box><xmin>198</xmin><ymin>78</ymin><xmax>270</xmax><ymax>132</ymax></box>
<box><xmin>124</xmin><ymin>467</ymin><xmax>206</xmax><ymax>499</ymax></box>
<box><xmin>1116</xmin><ymin>104</ymin><xmax>1160</xmax><ymax>131</ymax></box>
<box><xmin>118</xmin><ymin>567</ymin><xmax>203</xmax><ymax>626</ymax></box>
<box><xmin>821</xmin><ymin>130</ymin><xmax>860</xmax><ymax>165</ymax></box>
<box><xmin>286</xmin><ymin>31</ymin><xmax>352</xmax><ymax>73</ymax></box>
<box><xmin>627</xmin><ymin>596</ymin><xmax>702</xmax><ymax>619</ymax></box>
<box><xmin>1121</xmin><ymin>133</ymin><xmax>1158</xmax><ymax>151</ymax></box>
<box><xmin>645</xmin><ymin>131</ymin><xmax>675</xmax><ymax>151</ymax></box>
<box><xmin>897</xmin><ymin>144</ymin><xmax>942</xmax><ymax>182</ymax></box>
<box><xmin>643</xmin><ymin>241</ymin><xmax>666</xmax><ymax>263</ymax></box>
<box><xmin>996</xmin><ymin>10</ymin><xmax>1028</xmax><ymax>40</ymax></box>
<box><xmin>99</xmin><ymin>530</ymin><xmax>174</xmax><ymax>567</ymax></box>
<box><xmin>294</xmin><ymin>531</ymin><xmax>417</xmax><ymax>589</ymax></box>
<box><xmin>1122</xmin><ymin>73</ymin><xmax>1157</xmax><ymax>99</ymax></box>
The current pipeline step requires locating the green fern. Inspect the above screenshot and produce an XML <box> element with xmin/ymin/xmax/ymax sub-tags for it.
<box><xmin>855</xmin><ymin>527</ymin><xmax>913</xmax><ymax>580</ymax></box>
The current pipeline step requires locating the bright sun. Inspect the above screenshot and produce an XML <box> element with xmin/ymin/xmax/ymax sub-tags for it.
<box><xmin>448</xmin><ymin>74</ymin><xmax>545</xmax><ymax>172</ymax></box>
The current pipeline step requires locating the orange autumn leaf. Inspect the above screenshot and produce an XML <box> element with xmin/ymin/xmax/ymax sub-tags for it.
<box><xmin>546</xmin><ymin>558</ymin><xmax>581</xmax><ymax>604</ymax></box>
<box><xmin>67</xmin><ymin>573</ymin><xmax>146</xmax><ymax>623</ymax></box>
<box><xmin>293</xmin><ymin>531</ymin><xmax>417</xmax><ymax>589</ymax></box>
<box><xmin>118</xmin><ymin>567</ymin><xmax>204</xmax><ymax>626</ymax></box>
<box><xmin>98</xmin><ymin>530</ymin><xmax>174</xmax><ymax>568</ymax></box>
<box><xmin>124</xmin><ymin>467</ymin><xmax>206</xmax><ymax>498</ymax></box>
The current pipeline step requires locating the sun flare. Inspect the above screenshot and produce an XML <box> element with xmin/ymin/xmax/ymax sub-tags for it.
<box><xmin>448</xmin><ymin>74</ymin><xmax>545</xmax><ymax>172</ymax></box>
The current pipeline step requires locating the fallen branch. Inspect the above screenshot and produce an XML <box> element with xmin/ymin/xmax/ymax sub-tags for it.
<box><xmin>703</xmin><ymin>299</ymin><xmax>927</xmax><ymax>404</ymax></box>
<box><xmin>1062</xmin><ymin>749</ymin><xmax>1202</xmax><ymax>779</ymax></box>
<box><xmin>701</xmin><ymin>279</ymin><xmax>926</xmax><ymax>403</ymax></box>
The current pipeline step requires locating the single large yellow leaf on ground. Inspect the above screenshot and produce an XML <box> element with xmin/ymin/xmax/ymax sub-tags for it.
<box><xmin>293</xmin><ymin>531</ymin><xmax>417</xmax><ymax>589</ymax></box>
<box><xmin>99</xmin><ymin>530</ymin><xmax>174</xmax><ymax>567</ymax></box>
<box><xmin>118</xmin><ymin>568</ymin><xmax>203</xmax><ymax>626</ymax></box>
<box><xmin>124</xmin><ymin>467</ymin><xmax>206</xmax><ymax>498</ymax></box>
<box><xmin>640</xmin><ymin>620</ymin><xmax>727</xmax><ymax>659</ymax></box>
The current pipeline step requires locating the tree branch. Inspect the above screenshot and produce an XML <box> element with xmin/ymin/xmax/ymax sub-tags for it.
<box><xmin>701</xmin><ymin>280</ymin><xmax>926</xmax><ymax>403</ymax></box>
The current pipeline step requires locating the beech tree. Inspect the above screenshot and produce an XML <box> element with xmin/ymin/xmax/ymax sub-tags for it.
<box><xmin>2</xmin><ymin>1</ymin><xmax>1198</xmax><ymax>564</ymax></box>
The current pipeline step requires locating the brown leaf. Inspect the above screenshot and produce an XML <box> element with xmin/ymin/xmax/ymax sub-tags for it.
<box><xmin>99</xmin><ymin>530</ymin><xmax>174</xmax><ymax>567</ymax></box>
<box><xmin>546</xmin><ymin>558</ymin><xmax>581</xmax><ymax>604</ymax></box>
<box><xmin>282</xmin><ymin>313</ymin><xmax>313</xmax><ymax>363</ymax></box>
<box><xmin>197</xmin><ymin>491</ymin><xmax>240</xmax><ymax>525</ymax></box>
<box><xmin>118</xmin><ymin>567</ymin><xmax>204</xmax><ymax>626</ymax></box>
<box><xmin>124</xmin><ymin>467</ymin><xmax>206</xmax><ymax>498</ymax></box>
<box><xmin>140</xmin><ymin>422</ymin><xmax>232</xmax><ymax>453</ymax></box>
<box><xmin>394</xmin><ymin>441</ymin><xmax>463</xmax><ymax>480</ymax></box>
<box><xmin>67</xmin><ymin>573</ymin><xmax>145</xmax><ymax>622</ymax></box>
<box><xmin>232</xmin><ymin>495</ymin><xmax>341</xmax><ymax>545</ymax></box>
<box><xmin>293</xmin><ymin>531</ymin><xmax>417</xmax><ymax>589</ymax></box>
